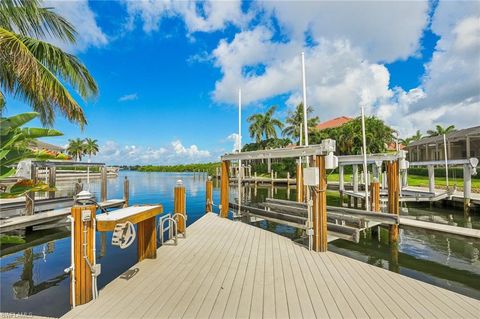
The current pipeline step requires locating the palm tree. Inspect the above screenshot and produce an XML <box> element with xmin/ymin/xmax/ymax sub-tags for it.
<box><xmin>282</xmin><ymin>103</ymin><xmax>319</xmax><ymax>144</ymax></box>
<box><xmin>247</xmin><ymin>106</ymin><xmax>284</xmax><ymax>143</ymax></box>
<box><xmin>427</xmin><ymin>125</ymin><xmax>456</xmax><ymax>137</ymax></box>
<box><xmin>411</xmin><ymin>130</ymin><xmax>423</xmax><ymax>141</ymax></box>
<box><xmin>400</xmin><ymin>137</ymin><xmax>413</xmax><ymax>146</ymax></box>
<box><xmin>0</xmin><ymin>0</ymin><xmax>98</xmax><ymax>127</ymax></box>
<box><xmin>83</xmin><ymin>138</ymin><xmax>99</xmax><ymax>161</ymax></box>
<box><xmin>66</xmin><ymin>138</ymin><xmax>85</xmax><ymax>161</ymax></box>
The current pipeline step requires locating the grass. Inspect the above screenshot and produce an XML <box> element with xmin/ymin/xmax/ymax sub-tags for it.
<box><xmin>326</xmin><ymin>173</ymin><xmax>480</xmax><ymax>192</ymax></box>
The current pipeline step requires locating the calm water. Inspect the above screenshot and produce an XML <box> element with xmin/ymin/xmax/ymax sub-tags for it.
<box><xmin>1</xmin><ymin>171</ymin><xmax>479</xmax><ymax>317</ymax></box>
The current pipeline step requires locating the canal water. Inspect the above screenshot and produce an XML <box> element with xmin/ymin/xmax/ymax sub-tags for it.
<box><xmin>1</xmin><ymin>171</ymin><xmax>479</xmax><ymax>317</ymax></box>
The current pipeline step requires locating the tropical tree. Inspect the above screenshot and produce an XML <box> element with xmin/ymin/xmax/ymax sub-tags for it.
<box><xmin>427</xmin><ymin>125</ymin><xmax>456</xmax><ymax>137</ymax></box>
<box><xmin>0</xmin><ymin>0</ymin><xmax>98</xmax><ymax>127</ymax></box>
<box><xmin>66</xmin><ymin>138</ymin><xmax>85</xmax><ymax>161</ymax></box>
<box><xmin>311</xmin><ymin>116</ymin><xmax>394</xmax><ymax>155</ymax></box>
<box><xmin>83</xmin><ymin>138</ymin><xmax>99</xmax><ymax>161</ymax></box>
<box><xmin>247</xmin><ymin>106</ymin><xmax>284</xmax><ymax>144</ymax></box>
<box><xmin>282</xmin><ymin>103</ymin><xmax>319</xmax><ymax>145</ymax></box>
<box><xmin>400</xmin><ymin>130</ymin><xmax>423</xmax><ymax>146</ymax></box>
<box><xmin>411</xmin><ymin>130</ymin><xmax>423</xmax><ymax>141</ymax></box>
<box><xmin>1</xmin><ymin>112</ymin><xmax>62</xmax><ymax>197</ymax></box>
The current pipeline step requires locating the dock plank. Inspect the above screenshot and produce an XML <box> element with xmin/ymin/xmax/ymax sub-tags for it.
<box><xmin>61</xmin><ymin>213</ymin><xmax>480</xmax><ymax>319</ymax></box>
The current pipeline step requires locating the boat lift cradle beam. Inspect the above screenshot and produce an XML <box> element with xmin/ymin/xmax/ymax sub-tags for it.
<box><xmin>221</xmin><ymin>139</ymin><xmax>336</xmax><ymax>161</ymax></box>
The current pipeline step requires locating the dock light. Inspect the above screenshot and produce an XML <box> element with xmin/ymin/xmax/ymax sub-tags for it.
<box><xmin>176</xmin><ymin>179</ymin><xmax>184</xmax><ymax>187</ymax></box>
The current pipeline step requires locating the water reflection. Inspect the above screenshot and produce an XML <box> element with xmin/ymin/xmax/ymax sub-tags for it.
<box><xmin>11</xmin><ymin>247</ymin><xmax>68</xmax><ymax>300</ymax></box>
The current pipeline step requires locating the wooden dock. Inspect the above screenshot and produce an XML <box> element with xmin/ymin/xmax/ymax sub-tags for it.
<box><xmin>62</xmin><ymin>213</ymin><xmax>479</xmax><ymax>319</ymax></box>
<box><xmin>0</xmin><ymin>199</ymin><xmax>126</xmax><ymax>233</ymax></box>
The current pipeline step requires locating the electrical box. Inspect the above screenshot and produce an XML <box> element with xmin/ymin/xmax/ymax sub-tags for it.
<box><xmin>325</xmin><ymin>152</ymin><xmax>339</xmax><ymax>170</ymax></box>
<box><xmin>82</xmin><ymin>210</ymin><xmax>92</xmax><ymax>222</ymax></box>
<box><xmin>303</xmin><ymin>167</ymin><xmax>319</xmax><ymax>186</ymax></box>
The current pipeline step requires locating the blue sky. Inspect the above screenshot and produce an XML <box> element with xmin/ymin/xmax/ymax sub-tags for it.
<box><xmin>3</xmin><ymin>0</ymin><xmax>479</xmax><ymax>165</ymax></box>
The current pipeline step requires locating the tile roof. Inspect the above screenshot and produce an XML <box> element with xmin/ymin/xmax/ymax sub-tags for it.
<box><xmin>316</xmin><ymin>116</ymin><xmax>352</xmax><ymax>131</ymax></box>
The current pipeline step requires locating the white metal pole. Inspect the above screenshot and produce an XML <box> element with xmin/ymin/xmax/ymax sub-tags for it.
<box><xmin>238</xmin><ymin>88</ymin><xmax>242</xmax><ymax>153</ymax></box>
<box><xmin>238</xmin><ymin>88</ymin><xmax>242</xmax><ymax>216</ymax></box>
<box><xmin>360</xmin><ymin>104</ymin><xmax>370</xmax><ymax>211</ymax></box>
<box><xmin>301</xmin><ymin>52</ymin><xmax>312</xmax><ymax>250</ymax></box>
<box><xmin>443</xmin><ymin>134</ymin><xmax>449</xmax><ymax>187</ymax></box>
<box><xmin>301</xmin><ymin>52</ymin><xmax>309</xmax><ymax>147</ymax></box>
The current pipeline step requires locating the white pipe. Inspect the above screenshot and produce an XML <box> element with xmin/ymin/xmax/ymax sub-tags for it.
<box><xmin>69</xmin><ymin>216</ymin><xmax>75</xmax><ymax>308</ymax></box>
<box><xmin>360</xmin><ymin>104</ymin><xmax>370</xmax><ymax>211</ymax></box>
<box><xmin>444</xmin><ymin>134</ymin><xmax>449</xmax><ymax>187</ymax></box>
<box><xmin>301</xmin><ymin>52</ymin><xmax>309</xmax><ymax>147</ymax></box>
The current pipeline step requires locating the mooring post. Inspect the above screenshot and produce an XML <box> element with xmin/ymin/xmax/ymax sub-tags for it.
<box><xmin>287</xmin><ymin>171</ymin><xmax>290</xmax><ymax>187</ymax></box>
<box><xmin>387</xmin><ymin>160</ymin><xmax>400</xmax><ymax>244</ymax></box>
<box><xmin>174</xmin><ymin>180</ymin><xmax>186</xmax><ymax>234</ymax></box>
<box><xmin>254</xmin><ymin>171</ymin><xmax>258</xmax><ymax>186</ymax></box>
<box><xmin>427</xmin><ymin>165</ymin><xmax>435</xmax><ymax>193</ymax></box>
<box><xmin>206</xmin><ymin>177</ymin><xmax>213</xmax><ymax>213</ymax></box>
<box><xmin>100</xmin><ymin>166</ymin><xmax>107</xmax><ymax>202</ymax></box>
<box><xmin>220</xmin><ymin>160</ymin><xmax>230</xmax><ymax>218</ymax></box>
<box><xmin>463</xmin><ymin>163</ymin><xmax>472</xmax><ymax>216</ymax></box>
<box><xmin>352</xmin><ymin>164</ymin><xmax>359</xmax><ymax>208</ymax></box>
<box><xmin>312</xmin><ymin>155</ymin><xmax>328</xmax><ymax>252</ymax></box>
<box><xmin>48</xmin><ymin>167</ymin><xmax>56</xmax><ymax>199</ymax></box>
<box><xmin>123</xmin><ymin>176</ymin><xmax>129</xmax><ymax>207</ymax></box>
<box><xmin>271</xmin><ymin>170</ymin><xmax>274</xmax><ymax>187</ymax></box>
<box><xmin>370</xmin><ymin>180</ymin><xmax>381</xmax><ymax>212</ymax></box>
<box><xmin>70</xmin><ymin>205</ymin><xmax>96</xmax><ymax>306</ymax></box>
<box><xmin>296</xmin><ymin>159</ymin><xmax>304</xmax><ymax>203</ymax></box>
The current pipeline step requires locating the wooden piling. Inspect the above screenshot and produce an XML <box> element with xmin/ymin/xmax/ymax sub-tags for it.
<box><xmin>312</xmin><ymin>155</ymin><xmax>328</xmax><ymax>252</ymax></box>
<box><xmin>220</xmin><ymin>161</ymin><xmax>230</xmax><ymax>218</ymax></box>
<box><xmin>387</xmin><ymin>160</ymin><xmax>400</xmax><ymax>244</ymax></box>
<box><xmin>206</xmin><ymin>178</ymin><xmax>213</xmax><ymax>213</ymax></box>
<box><xmin>174</xmin><ymin>181</ymin><xmax>186</xmax><ymax>234</ymax></box>
<box><xmin>123</xmin><ymin>176</ymin><xmax>129</xmax><ymax>207</ymax></box>
<box><xmin>48</xmin><ymin>167</ymin><xmax>56</xmax><ymax>199</ymax></box>
<box><xmin>71</xmin><ymin>205</ymin><xmax>96</xmax><ymax>306</ymax></box>
<box><xmin>296</xmin><ymin>159</ymin><xmax>304</xmax><ymax>203</ymax></box>
<box><xmin>369</xmin><ymin>181</ymin><xmax>381</xmax><ymax>212</ymax></box>
<box><xmin>100</xmin><ymin>166</ymin><xmax>107</xmax><ymax>202</ymax></box>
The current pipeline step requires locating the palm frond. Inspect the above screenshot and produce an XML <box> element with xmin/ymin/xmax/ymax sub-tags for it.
<box><xmin>0</xmin><ymin>0</ymin><xmax>76</xmax><ymax>42</ymax></box>
<box><xmin>0</xmin><ymin>27</ymin><xmax>87</xmax><ymax>126</ymax></box>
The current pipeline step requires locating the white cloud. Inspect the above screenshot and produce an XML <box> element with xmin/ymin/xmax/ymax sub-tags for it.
<box><xmin>377</xmin><ymin>2</ymin><xmax>480</xmax><ymax>136</ymax></box>
<box><xmin>259</xmin><ymin>1</ymin><xmax>429</xmax><ymax>63</ymax></box>
<box><xmin>226</xmin><ymin>133</ymin><xmax>240</xmax><ymax>152</ymax></box>
<box><xmin>123</xmin><ymin>0</ymin><xmax>479</xmax><ymax>138</ymax></box>
<box><xmin>45</xmin><ymin>0</ymin><xmax>108</xmax><ymax>52</ymax></box>
<box><xmin>93</xmin><ymin>140</ymin><xmax>214</xmax><ymax>165</ymax></box>
<box><xmin>125</xmin><ymin>0</ymin><xmax>246</xmax><ymax>33</ymax></box>
<box><xmin>118</xmin><ymin>93</ymin><xmax>139</xmax><ymax>102</ymax></box>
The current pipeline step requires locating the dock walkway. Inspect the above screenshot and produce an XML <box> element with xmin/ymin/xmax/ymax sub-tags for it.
<box><xmin>0</xmin><ymin>199</ymin><xmax>126</xmax><ymax>233</ymax></box>
<box><xmin>63</xmin><ymin>213</ymin><xmax>479</xmax><ymax>319</ymax></box>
